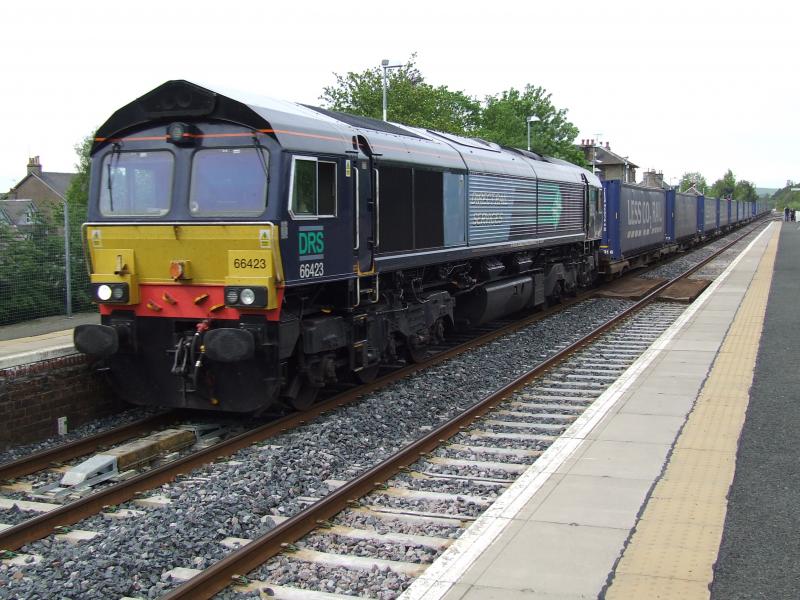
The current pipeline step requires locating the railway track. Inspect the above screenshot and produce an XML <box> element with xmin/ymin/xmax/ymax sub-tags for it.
<box><xmin>0</xmin><ymin>220</ymin><xmax>769</xmax><ymax>598</ymax></box>
<box><xmin>155</xmin><ymin>222</ymin><xmax>766</xmax><ymax>599</ymax></box>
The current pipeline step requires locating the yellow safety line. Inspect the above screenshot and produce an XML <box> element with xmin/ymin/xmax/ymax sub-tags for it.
<box><xmin>606</xmin><ymin>224</ymin><xmax>781</xmax><ymax>599</ymax></box>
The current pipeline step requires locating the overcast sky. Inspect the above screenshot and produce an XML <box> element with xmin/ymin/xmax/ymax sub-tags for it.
<box><xmin>1</xmin><ymin>0</ymin><xmax>797</xmax><ymax>192</ymax></box>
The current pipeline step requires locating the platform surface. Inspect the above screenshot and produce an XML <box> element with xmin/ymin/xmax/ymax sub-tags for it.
<box><xmin>401</xmin><ymin>220</ymin><xmax>793</xmax><ymax>600</ymax></box>
<box><xmin>0</xmin><ymin>312</ymin><xmax>97</xmax><ymax>369</ymax></box>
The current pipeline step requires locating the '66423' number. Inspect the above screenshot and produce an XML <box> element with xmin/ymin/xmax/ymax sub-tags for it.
<box><xmin>299</xmin><ymin>262</ymin><xmax>324</xmax><ymax>279</ymax></box>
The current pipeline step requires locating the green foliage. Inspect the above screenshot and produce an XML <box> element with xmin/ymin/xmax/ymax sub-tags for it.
<box><xmin>320</xmin><ymin>55</ymin><xmax>480</xmax><ymax>135</ymax></box>
<box><xmin>321</xmin><ymin>56</ymin><xmax>584</xmax><ymax>165</ymax></box>
<box><xmin>0</xmin><ymin>134</ymin><xmax>94</xmax><ymax>325</ymax></box>
<box><xmin>708</xmin><ymin>169</ymin><xmax>737</xmax><ymax>199</ymax></box>
<box><xmin>678</xmin><ymin>172</ymin><xmax>708</xmax><ymax>193</ymax></box>
<box><xmin>477</xmin><ymin>85</ymin><xmax>584</xmax><ymax>164</ymax></box>
<box><xmin>0</xmin><ymin>217</ymin><xmax>66</xmax><ymax>324</ymax></box>
<box><xmin>733</xmin><ymin>179</ymin><xmax>759</xmax><ymax>202</ymax></box>
<box><xmin>771</xmin><ymin>183</ymin><xmax>800</xmax><ymax>210</ymax></box>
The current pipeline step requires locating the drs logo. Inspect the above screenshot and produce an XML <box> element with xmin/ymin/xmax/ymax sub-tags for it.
<box><xmin>298</xmin><ymin>228</ymin><xmax>325</xmax><ymax>279</ymax></box>
<box><xmin>298</xmin><ymin>230</ymin><xmax>324</xmax><ymax>256</ymax></box>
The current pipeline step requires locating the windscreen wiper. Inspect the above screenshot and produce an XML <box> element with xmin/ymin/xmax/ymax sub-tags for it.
<box><xmin>107</xmin><ymin>143</ymin><xmax>122</xmax><ymax>212</ymax></box>
<box><xmin>251</xmin><ymin>133</ymin><xmax>270</xmax><ymax>181</ymax></box>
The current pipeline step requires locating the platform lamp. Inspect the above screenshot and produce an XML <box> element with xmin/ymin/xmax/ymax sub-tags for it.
<box><xmin>526</xmin><ymin>115</ymin><xmax>540</xmax><ymax>152</ymax></box>
<box><xmin>592</xmin><ymin>133</ymin><xmax>603</xmax><ymax>177</ymax></box>
<box><xmin>381</xmin><ymin>59</ymin><xmax>402</xmax><ymax>122</ymax></box>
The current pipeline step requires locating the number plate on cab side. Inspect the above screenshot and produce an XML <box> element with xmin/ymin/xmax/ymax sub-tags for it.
<box><xmin>227</xmin><ymin>251</ymin><xmax>271</xmax><ymax>275</ymax></box>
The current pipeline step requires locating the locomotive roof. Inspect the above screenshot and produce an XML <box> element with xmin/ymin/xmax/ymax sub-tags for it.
<box><xmin>93</xmin><ymin>80</ymin><xmax>599</xmax><ymax>186</ymax></box>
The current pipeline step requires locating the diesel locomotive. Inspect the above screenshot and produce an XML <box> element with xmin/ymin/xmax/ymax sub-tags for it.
<box><xmin>74</xmin><ymin>80</ymin><xmax>768</xmax><ymax>413</ymax></box>
<box><xmin>74</xmin><ymin>80</ymin><xmax>604</xmax><ymax>412</ymax></box>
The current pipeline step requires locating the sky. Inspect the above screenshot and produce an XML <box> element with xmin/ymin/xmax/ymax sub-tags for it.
<box><xmin>0</xmin><ymin>0</ymin><xmax>797</xmax><ymax>192</ymax></box>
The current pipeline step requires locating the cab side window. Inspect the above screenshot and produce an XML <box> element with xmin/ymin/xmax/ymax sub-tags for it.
<box><xmin>290</xmin><ymin>157</ymin><xmax>337</xmax><ymax>218</ymax></box>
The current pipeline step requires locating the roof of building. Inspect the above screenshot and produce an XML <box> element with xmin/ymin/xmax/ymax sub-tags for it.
<box><xmin>0</xmin><ymin>199</ymin><xmax>36</xmax><ymax>224</ymax></box>
<box><xmin>38</xmin><ymin>172</ymin><xmax>75</xmax><ymax>198</ymax></box>
<box><xmin>577</xmin><ymin>142</ymin><xmax>639</xmax><ymax>169</ymax></box>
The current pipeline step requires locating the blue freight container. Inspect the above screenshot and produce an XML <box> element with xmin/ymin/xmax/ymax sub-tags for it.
<box><xmin>602</xmin><ymin>180</ymin><xmax>667</xmax><ymax>260</ymax></box>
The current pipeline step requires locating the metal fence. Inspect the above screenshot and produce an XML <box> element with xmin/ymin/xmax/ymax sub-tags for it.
<box><xmin>0</xmin><ymin>205</ymin><xmax>92</xmax><ymax>326</ymax></box>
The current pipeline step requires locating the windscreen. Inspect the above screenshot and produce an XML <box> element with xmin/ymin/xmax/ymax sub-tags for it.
<box><xmin>99</xmin><ymin>151</ymin><xmax>173</xmax><ymax>216</ymax></box>
<box><xmin>190</xmin><ymin>148</ymin><xmax>268</xmax><ymax>217</ymax></box>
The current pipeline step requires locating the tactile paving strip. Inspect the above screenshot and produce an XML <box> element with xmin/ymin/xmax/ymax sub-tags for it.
<box><xmin>606</xmin><ymin>225</ymin><xmax>781</xmax><ymax>600</ymax></box>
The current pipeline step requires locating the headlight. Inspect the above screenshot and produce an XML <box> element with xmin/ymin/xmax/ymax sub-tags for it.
<box><xmin>223</xmin><ymin>286</ymin><xmax>267</xmax><ymax>308</ymax></box>
<box><xmin>240</xmin><ymin>288</ymin><xmax>256</xmax><ymax>305</ymax></box>
<box><xmin>92</xmin><ymin>283</ymin><xmax>129</xmax><ymax>304</ymax></box>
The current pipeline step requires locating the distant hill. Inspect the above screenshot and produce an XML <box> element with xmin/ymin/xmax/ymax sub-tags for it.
<box><xmin>771</xmin><ymin>183</ymin><xmax>800</xmax><ymax>209</ymax></box>
<box><xmin>756</xmin><ymin>187</ymin><xmax>778</xmax><ymax>198</ymax></box>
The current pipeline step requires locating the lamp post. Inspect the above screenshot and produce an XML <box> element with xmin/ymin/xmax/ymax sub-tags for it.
<box><xmin>526</xmin><ymin>115</ymin><xmax>540</xmax><ymax>152</ymax></box>
<box><xmin>63</xmin><ymin>195</ymin><xmax>72</xmax><ymax>318</ymax></box>
<box><xmin>381</xmin><ymin>59</ymin><xmax>402</xmax><ymax>122</ymax></box>
<box><xmin>623</xmin><ymin>156</ymin><xmax>629</xmax><ymax>183</ymax></box>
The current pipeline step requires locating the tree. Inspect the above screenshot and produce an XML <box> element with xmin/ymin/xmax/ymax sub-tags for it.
<box><xmin>63</xmin><ymin>134</ymin><xmax>94</xmax><ymax>312</ymax></box>
<box><xmin>320</xmin><ymin>56</ymin><xmax>585</xmax><ymax>165</ymax></box>
<box><xmin>709</xmin><ymin>169</ymin><xmax>737</xmax><ymax>198</ymax></box>
<box><xmin>678</xmin><ymin>172</ymin><xmax>708</xmax><ymax>193</ymax></box>
<box><xmin>320</xmin><ymin>55</ymin><xmax>481</xmax><ymax>135</ymax></box>
<box><xmin>733</xmin><ymin>179</ymin><xmax>759</xmax><ymax>202</ymax></box>
<box><xmin>477</xmin><ymin>85</ymin><xmax>584</xmax><ymax>164</ymax></box>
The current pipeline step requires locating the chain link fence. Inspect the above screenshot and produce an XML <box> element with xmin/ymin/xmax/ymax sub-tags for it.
<box><xmin>0</xmin><ymin>205</ymin><xmax>93</xmax><ymax>326</ymax></box>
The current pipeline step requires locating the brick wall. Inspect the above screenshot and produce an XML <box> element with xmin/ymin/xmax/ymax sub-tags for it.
<box><xmin>0</xmin><ymin>354</ymin><xmax>122</xmax><ymax>449</ymax></box>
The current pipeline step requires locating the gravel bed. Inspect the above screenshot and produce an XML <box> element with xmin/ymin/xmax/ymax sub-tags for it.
<box><xmin>499</xmin><ymin>404</ymin><xmax>581</xmax><ymax>416</ymax></box>
<box><xmin>224</xmin><ymin>555</ymin><xmax>414</xmax><ymax>599</ymax></box>
<box><xmin>441</xmin><ymin>446</ymin><xmax>538</xmax><ymax>464</ymax></box>
<box><xmin>641</xmin><ymin>223</ymin><xmax>767</xmax><ymax>280</ymax></box>
<box><xmin>0</xmin><ymin>505</ymin><xmax>42</xmax><ymax>527</ymax></box>
<box><xmin>474</xmin><ymin>423</ymin><xmax>569</xmax><ymax>436</ymax></box>
<box><xmin>452</xmin><ymin>433</ymin><xmax>553</xmax><ymax>451</ymax></box>
<box><xmin>393</xmin><ymin>473</ymin><xmax>506</xmax><ymax>497</ymax></box>
<box><xmin>691</xmin><ymin>223</ymin><xmax>769</xmax><ymax>280</ymax></box>
<box><xmin>367</xmin><ymin>493</ymin><xmax>486</xmax><ymax>518</ymax></box>
<box><xmin>489</xmin><ymin>412</ymin><xmax>574</xmax><ymax>424</ymax></box>
<box><xmin>0</xmin><ymin>407</ymin><xmax>159</xmax><ymax>466</ymax></box>
<box><xmin>300</xmin><ymin>532</ymin><xmax>440</xmax><ymax>564</ymax></box>
<box><xmin>332</xmin><ymin>511</ymin><xmax>463</xmax><ymax>539</ymax></box>
<box><xmin>1</xmin><ymin>297</ymin><xmax>634</xmax><ymax>599</ymax></box>
<box><xmin>418</xmin><ymin>462</ymin><xmax>518</xmax><ymax>481</ymax></box>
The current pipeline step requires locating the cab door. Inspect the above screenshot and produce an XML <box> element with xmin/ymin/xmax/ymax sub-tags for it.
<box><xmin>353</xmin><ymin>135</ymin><xmax>377</xmax><ymax>275</ymax></box>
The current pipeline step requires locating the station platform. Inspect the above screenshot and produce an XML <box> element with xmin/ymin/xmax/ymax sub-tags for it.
<box><xmin>0</xmin><ymin>312</ymin><xmax>96</xmax><ymax>370</ymax></box>
<box><xmin>402</xmin><ymin>219</ymin><xmax>795</xmax><ymax>600</ymax></box>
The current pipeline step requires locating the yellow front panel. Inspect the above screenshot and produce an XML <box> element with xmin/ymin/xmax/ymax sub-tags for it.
<box><xmin>85</xmin><ymin>224</ymin><xmax>284</xmax><ymax>308</ymax></box>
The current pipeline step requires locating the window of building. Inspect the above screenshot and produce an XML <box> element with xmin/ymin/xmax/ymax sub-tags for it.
<box><xmin>290</xmin><ymin>157</ymin><xmax>337</xmax><ymax>218</ymax></box>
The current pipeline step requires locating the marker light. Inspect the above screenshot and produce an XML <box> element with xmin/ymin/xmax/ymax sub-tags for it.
<box><xmin>225</xmin><ymin>289</ymin><xmax>240</xmax><ymax>304</ymax></box>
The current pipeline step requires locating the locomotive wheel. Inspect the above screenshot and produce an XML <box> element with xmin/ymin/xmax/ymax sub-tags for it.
<box><xmin>407</xmin><ymin>343</ymin><xmax>429</xmax><ymax>364</ymax></box>
<box><xmin>355</xmin><ymin>364</ymin><xmax>380</xmax><ymax>384</ymax></box>
<box><xmin>291</xmin><ymin>382</ymin><xmax>319</xmax><ymax>411</ymax></box>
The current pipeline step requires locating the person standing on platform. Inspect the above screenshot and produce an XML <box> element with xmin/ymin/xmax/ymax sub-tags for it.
<box><xmin>784</xmin><ymin>206</ymin><xmax>790</xmax><ymax>221</ymax></box>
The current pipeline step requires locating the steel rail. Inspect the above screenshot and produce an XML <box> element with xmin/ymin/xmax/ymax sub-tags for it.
<box><xmin>0</xmin><ymin>219</ymin><xmax>767</xmax><ymax>553</ymax></box>
<box><xmin>0</xmin><ymin>291</ymin><xmax>591</xmax><ymax>551</ymax></box>
<box><xmin>162</xmin><ymin>219</ymin><xmax>770</xmax><ymax>599</ymax></box>
<box><xmin>0</xmin><ymin>411</ymin><xmax>178</xmax><ymax>482</ymax></box>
